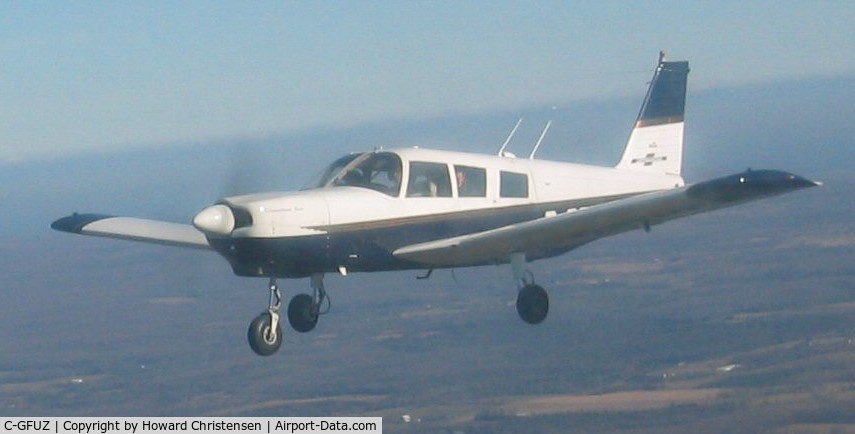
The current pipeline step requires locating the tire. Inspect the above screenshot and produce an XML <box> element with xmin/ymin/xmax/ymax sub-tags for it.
<box><xmin>247</xmin><ymin>312</ymin><xmax>282</xmax><ymax>356</ymax></box>
<box><xmin>516</xmin><ymin>284</ymin><xmax>549</xmax><ymax>325</ymax></box>
<box><xmin>288</xmin><ymin>293</ymin><xmax>319</xmax><ymax>333</ymax></box>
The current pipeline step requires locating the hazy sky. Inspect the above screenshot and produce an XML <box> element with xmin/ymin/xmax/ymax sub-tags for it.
<box><xmin>3</xmin><ymin>1</ymin><xmax>854</xmax><ymax>161</ymax></box>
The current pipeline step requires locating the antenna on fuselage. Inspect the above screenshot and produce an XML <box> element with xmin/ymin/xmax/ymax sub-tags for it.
<box><xmin>497</xmin><ymin>118</ymin><xmax>522</xmax><ymax>158</ymax></box>
<box><xmin>528</xmin><ymin>120</ymin><xmax>552</xmax><ymax>159</ymax></box>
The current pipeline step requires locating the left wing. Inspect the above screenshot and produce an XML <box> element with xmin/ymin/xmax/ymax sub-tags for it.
<box><xmin>394</xmin><ymin>169</ymin><xmax>818</xmax><ymax>267</ymax></box>
<box><xmin>51</xmin><ymin>213</ymin><xmax>211</xmax><ymax>250</ymax></box>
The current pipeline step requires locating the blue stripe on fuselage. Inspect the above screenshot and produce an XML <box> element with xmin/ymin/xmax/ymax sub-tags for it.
<box><xmin>207</xmin><ymin>195</ymin><xmax>634</xmax><ymax>278</ymax></box>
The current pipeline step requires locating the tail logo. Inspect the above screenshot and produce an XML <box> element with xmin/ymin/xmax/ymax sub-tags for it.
<box><xmin>631</xmin><ymin>153</ymin><xmax>667</xmax><ymax>167</ymax></box>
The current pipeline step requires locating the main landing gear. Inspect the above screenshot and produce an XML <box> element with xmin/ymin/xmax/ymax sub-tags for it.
<box><xmin>512</xmin><ymin>253</ymin><xmax>549</xmax><ymax>325</ymax></box>
<box><xmin>247</xmin><ymin>273</ymin><xmax>330</xmax><ymax>356</ymax></box>
<box><xmin>288</xmin><ymin>273</ymin><xmax>328</xmax><ymax>333</ymax></box>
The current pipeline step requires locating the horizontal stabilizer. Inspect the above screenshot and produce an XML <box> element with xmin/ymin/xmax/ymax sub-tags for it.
<box><xmin>394</xmin><ymin>170</ymin><xmax>818</xmax><ymax>267</ymax></box>
<box><xmin>51</xmin><ymin>213</ymin><xmax>211</xmax><ymax>250</ymax></box>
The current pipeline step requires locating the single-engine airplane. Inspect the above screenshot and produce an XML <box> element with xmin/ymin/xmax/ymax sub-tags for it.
<box><xmin>52</xmin><ymin>53</ymin><xmax>818</xmax><ymax>356</ymax></box>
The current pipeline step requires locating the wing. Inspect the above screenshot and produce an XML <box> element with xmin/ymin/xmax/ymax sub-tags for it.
<box><xmin>394</xmin><ymin>170</ymin><xmax>818</xmax><ymax>267</ymax></box>
<box><xmin>51</xmin><ymin>213</ymin><xmax>211</xmax><ymax>250</ymax></box>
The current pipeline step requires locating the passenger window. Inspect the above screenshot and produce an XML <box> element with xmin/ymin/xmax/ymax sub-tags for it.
<box><xmin>453</xmin><ymin>165</ymin><xmax>487</xmax><ymax>197</ymax></box>
<box><xmin>500</xmin><ymin>171</ymin><xmax>528</xmax><ymax>198</ymax></box>
<box><xmin>407</xmin><ymin>162</ymin><xmax>452</xmax><ymax>197</ymax></box>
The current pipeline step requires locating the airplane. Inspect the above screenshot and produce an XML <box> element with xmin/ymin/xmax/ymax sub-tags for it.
<box><xmin>51</xmin><ymin>53</ymin><xmax>819</xmax><ymax>356</ymax></box>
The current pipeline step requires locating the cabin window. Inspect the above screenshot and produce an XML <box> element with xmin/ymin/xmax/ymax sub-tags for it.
<box><xmin>453</xmin><ymin>165</ymin><xmax>487</xmax><ymax>197</ymax></box>
<box><xmin>407</xmin><ymin>162</ymin><xmax>452</xmax><ymax>197</ymax></box>
<box><xmin>500</xmin><ymin>171</ymin><xmax>529</xmax><ymax>198</ymax></box>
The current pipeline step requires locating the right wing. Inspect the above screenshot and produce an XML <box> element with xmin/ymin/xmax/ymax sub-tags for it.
<box><xmin>394</xmin><ymin>170</ymin><xmax>818</xmax><ymax>267</ymax></box>
<box><xmin>51</xmin><ymin>213</ymin><xmax>211</xmax><ymax>250</ymax></box>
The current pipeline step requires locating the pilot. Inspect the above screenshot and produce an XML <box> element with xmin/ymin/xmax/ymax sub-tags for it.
<box><xmin>340</xmin><ymin>168</ymin><xmax>364</xmax><ymax>186</ymax></box>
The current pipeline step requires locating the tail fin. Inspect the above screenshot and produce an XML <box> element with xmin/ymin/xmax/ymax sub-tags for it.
<box><xmin>616</xmin><ymin>52</ymin><xmax>690</xmax><ymax>176</ymax></box>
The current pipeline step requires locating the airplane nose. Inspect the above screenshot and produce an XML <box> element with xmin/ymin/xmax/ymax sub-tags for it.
<box><xmin>193</xmin><ymin>204</ymin><xmax>235</xmax><ymax>235</ymax></box>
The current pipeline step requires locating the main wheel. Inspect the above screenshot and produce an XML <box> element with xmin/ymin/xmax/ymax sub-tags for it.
<box><xmin>248</xmin><ymin>312</ymin><xmax>282</xmax><ymax>356</ymax></box>
<box><xmin>288</xmin><ymin>293</ymin><xmax>319</xmax><ymax>333</ymax></box>
<box><xmin>516</xmin><ymin>284</ymin><xmax>549</xmax><ymax>325</ymax></box>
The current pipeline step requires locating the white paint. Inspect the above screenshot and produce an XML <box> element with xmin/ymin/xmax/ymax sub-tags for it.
<box><xmin>220</xmin><ymin>147</ymin><xmax>684</xmax><ymax>240</ymax></box>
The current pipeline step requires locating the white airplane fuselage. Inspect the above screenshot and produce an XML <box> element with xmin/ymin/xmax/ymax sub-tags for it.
<box><xmin>203</xmin><ymin>147</ymin><xmax>684</xmax><ymax>278</ymax></box>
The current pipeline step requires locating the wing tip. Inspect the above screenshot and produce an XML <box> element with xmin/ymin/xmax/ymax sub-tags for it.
<box><xmin>686</xmin><ymin>169</ymin><xmax>819</xmax><ymax>203</ymax></box>
<box><xmin>50</xmin><ymin>213</ymin><xmax>113</xmax><ymax>234</ymax></box>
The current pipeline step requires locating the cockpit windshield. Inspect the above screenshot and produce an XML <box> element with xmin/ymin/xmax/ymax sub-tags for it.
<box><xmin>304</xmin><ymin>152</ymin><xmax>403</xmax><ymax>197</ymax></box>
<box><xmin>303</xmin><ymin>153</ymin><xmax>363</xmax><ymax>190</ymax></box>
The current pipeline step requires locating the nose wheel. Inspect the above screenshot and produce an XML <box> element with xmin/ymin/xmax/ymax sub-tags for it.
<box><xmin>247</xmin><ymin>278</ymin><xmax>283</xmax><ymax>356</ymax></box>
<box><xmin>248</xmin><ymin>311</ymin><xmax>282</xmax><ymax>356</ymax></box>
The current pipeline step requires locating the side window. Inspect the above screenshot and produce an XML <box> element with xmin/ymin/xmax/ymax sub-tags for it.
<box><xmin>407</xmin><ymin>162</ymin><xmax>452</xmax><ymax>197</ymax></box>
<box><xmin>500</xmin><ymin>171</ymin><xmax>529</xmax><ymax>198</ymax></box>
<box><xmin>453</xmin><ymin>165</ymin><xmax>487</xmax><ymax>197</ymax></box>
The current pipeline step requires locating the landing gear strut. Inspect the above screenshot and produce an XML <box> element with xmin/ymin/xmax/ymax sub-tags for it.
<box><xmin>247</xmin><ymin>278</ymin><xmax>283</xmax><ymax>356</ymax></box>
<box><xmin>512</xmin><ymin>253</ymin><xmax>549</xmax><ymax>324</ymax></box>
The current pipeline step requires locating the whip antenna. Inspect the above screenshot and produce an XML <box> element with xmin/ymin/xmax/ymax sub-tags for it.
<box><xmin>497</xmin><ymin>118</ymin><xmax>523</xmax><ymax>157</ymax></box>
<box><xmin>528</xmin><ymin>120</ymin><xmax>552</xmax><ymax>159</ymax></box>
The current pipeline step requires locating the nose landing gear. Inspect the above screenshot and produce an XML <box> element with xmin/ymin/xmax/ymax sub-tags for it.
<box><xmin>247</xmin><ymin>278</ymin><xmax>283</xmax><ymax>356</ymax></box>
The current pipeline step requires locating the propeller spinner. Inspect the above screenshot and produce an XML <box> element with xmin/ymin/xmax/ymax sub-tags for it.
<box><xmin>193</xmin><ymin>204</ymin><xmax>235</xmax><ymax>235</ymax></box>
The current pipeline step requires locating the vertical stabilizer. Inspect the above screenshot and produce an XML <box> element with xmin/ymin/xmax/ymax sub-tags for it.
<box><xmin>616</xmin><ymin>53</ymin><xmax>690</xmax><ymax>175</ymax></box>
